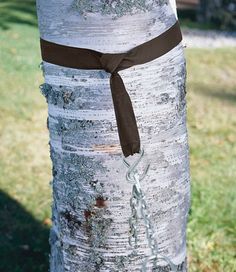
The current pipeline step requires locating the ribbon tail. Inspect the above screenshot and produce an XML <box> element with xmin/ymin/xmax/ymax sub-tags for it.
<box><xmin>110</xmin><ymin>72</ymin><xmax>140</xmax><ymax>157</ymax></box>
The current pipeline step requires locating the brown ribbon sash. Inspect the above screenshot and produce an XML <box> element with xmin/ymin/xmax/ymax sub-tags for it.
<box><xmin>40</xmin><ymin>20</ymin><xmax>182</xmax><ymax>157</ymax></box>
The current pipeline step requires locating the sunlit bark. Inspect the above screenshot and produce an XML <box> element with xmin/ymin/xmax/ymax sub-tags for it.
<box><xmin>36</xmin><ymin>0</ymin><xmax>190</xmax><ymax>271</ymax></box>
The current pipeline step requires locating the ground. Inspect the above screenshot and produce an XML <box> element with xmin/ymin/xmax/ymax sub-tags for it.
<box><xmin>0</xmin><ymin>1</ymin><xmax>236</xmax><ymax>271</ymax></box>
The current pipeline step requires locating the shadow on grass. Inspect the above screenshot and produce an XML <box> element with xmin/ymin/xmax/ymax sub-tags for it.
<box><xmin>0</xmin><ymin>190</ymin><xmax>50</xmax><ymax>272</ymax></box>
<box><xmin>191</xmin><ymin>83</ymin><xmax>236</xmax><ymax>104</ymax></box>
<box><xmin>208</xmin><ymin>91</ymin><xmax>236</xmax><ymax>104</ymax></box>
<box><xmin>0</xmin><ymin>0</ymin><xmax>37</xmax><ymax>30</ymax></box>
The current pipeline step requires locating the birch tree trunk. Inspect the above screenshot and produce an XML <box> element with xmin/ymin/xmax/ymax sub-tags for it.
<box><xmin>36</xmin><ymin>0</ymin><xmax>191</xmax><ymax>271</ymax></box>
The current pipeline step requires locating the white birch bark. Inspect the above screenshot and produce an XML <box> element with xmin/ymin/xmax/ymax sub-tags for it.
<box><xmin>36</xmin><ymin>1</ymin><xmax>191</xmax><ymax>271</ymax></box>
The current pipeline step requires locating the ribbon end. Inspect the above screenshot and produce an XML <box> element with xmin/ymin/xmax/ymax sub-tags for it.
<box><xmin>122</xmin><ymin>141</ymin><xmax>141</xmax><ymax>158</ymax></box>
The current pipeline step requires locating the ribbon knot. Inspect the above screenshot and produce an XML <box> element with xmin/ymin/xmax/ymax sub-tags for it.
<box><xmin>100</xmin><ymin>53</ymin><xmax>126</xmax><ymax>74</ymax></box>
<box><xmin>99</xmin><ymin>52</ymin><xmax>141</xmax><ymax>157</ymax></box>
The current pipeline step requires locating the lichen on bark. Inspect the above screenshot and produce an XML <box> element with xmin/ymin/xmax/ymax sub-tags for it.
<box><xmin>73</xmin><ymin>0</ymin><xmax>169</xmax><ymax>19</ymax></box>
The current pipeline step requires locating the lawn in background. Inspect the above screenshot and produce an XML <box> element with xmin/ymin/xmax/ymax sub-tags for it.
<box><xmin>0</xmin><ymin>2</ymin><xmax>236</xmax><ymax>272</ymax></box>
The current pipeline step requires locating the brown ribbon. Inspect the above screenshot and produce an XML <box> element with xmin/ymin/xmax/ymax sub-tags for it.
<box><xmin>40</xmin><ymin>20</ymin><xmax>182</xmax><ymax>157</ymax></box>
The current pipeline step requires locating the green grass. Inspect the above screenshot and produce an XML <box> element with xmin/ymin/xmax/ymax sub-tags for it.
<box><xmin>185</xmin><ymin>48</ymin><xmax>236</xmax><ymax>271</ymax></box>
<box><xmin>0</xmin><ymin>3</ymin><xmax>236</xmax><ymax>272</ymax></box>
<box><xmin>0</xmin><ymin>7</ymin><xmax>51</xmax><ymax>271</ymax></box>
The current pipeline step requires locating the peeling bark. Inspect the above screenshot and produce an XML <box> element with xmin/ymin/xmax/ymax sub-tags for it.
<box><xmin>36</xmin><ymin>0</ymin><xmax>191</xmax><ymax>271</ymax></box>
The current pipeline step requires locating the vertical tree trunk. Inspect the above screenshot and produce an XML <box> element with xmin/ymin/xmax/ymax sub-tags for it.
<box><xmin>36</xmin><ymin>1</ymin><xmax>190</xmax><ymax>271</ymax></box>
